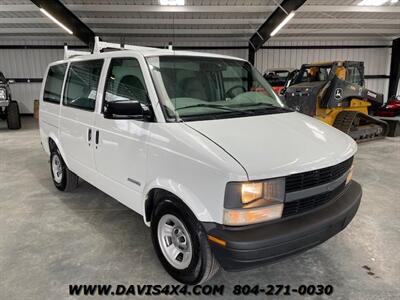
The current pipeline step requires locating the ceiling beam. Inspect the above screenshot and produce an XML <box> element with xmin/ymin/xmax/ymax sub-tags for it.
<box><xmin>299</xmin><ymin>5</ymin><xmax>400</xmax><ymax>13</ymax></box>
<box><xmin>1</xmin><ymin>17</ymin><xmax>399</xmax><ymax>26</ymax></box>
<box><xmin>30</xmin><ymin>0</ymin><xmax>96</xmax><ymax>46</ymax></box>
<box><xmin>0</xmin><ymin>5</ymin><xmax>36</xmax><ymax>11</ymax></box>
<box><xmin>248</xmin><ymin>0</ymin><xmax>307</xmax><ymax>64</ymax></box>
<box><xmin>66</xmin><ymin>4</ymin><xmax>400</xmax><ymax>13</ymax></box>
<box><xmin>1</xmin><ymin>4</ymin><xmax>400</xmax><ymax>13</ymax></box>
<box><xmin>0</xmin><ymin>27</ymin><xmax>396</xmax><ymax>35</ymax></box>
<box><xmin>65</xmin><ymin>5</ymin><xmax>277</xmax><ymax>13</ymax></box>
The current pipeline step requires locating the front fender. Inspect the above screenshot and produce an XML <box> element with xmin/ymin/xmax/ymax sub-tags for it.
<box><xmin>142</xmin><ymin>178</ymin><xmax>214</xmax><ymax>226</ymax></box>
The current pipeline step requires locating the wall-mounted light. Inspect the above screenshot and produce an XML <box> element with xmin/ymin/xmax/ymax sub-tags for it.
<box><xmin>270</xmin><ymin>11</ymin><xmax>295</xmax><ymax>37</ymax></box>
<box><xmin>160</xmin><ymin>0</ymin><xmax>185</xmax><ymax>6</ymax></box>
<box><xmin>40</xmin><ymin>8</ymin><xmax>73</xmax><ymax>35</ymax></box>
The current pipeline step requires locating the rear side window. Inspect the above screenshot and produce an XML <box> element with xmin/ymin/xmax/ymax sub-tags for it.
<box><xmin>63</xmin><ymin>60</ymin><xmax>103</xmax><ymax>111</ymax></box>
<box><xmin>103</xmin><ymin>57</ymin><xmax>149</xmax><ymax>108</ymax></box>
<box><xmin>43</xmin><ymin>64</ymin><xmax>67</xmax><ymax>104</ymax></box>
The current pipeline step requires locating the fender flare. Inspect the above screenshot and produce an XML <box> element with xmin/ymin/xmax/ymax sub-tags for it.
<box><xmin>47</xmin><ymin>133</ymin><xmax>71</xmax><ymax>168</ymax></box>
<box><xmin>142</xmin><ymin>178</ymin><xmax>214</xmax><ymax>226</ymax></box>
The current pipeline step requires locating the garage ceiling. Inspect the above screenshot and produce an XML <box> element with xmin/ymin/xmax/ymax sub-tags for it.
<box><xmin>0</xmin><ymin>0</ymin><xmax>399</xmax><ymax>43</ymax></box>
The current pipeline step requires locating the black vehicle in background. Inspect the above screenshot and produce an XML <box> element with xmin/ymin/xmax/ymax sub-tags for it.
<box><xmin>0</xmin><ymin>72</ymin><xmax>21</xmax><ymax>129</ymax></box>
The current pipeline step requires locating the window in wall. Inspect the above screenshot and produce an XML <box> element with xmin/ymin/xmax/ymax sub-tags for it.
<box><xmin>63</xmin><ymin>60</ymin><xmax>103</xmax><ymax>111</ymax></box>
<box><xmin>103</xmin><ymin>57</ymin><xmax>149</xmax><ymax>110</ymax></box>
<box><xmin>43</xmin><ymin>64</ymin><xmax>67</xmax><ymax>104</ymax></box>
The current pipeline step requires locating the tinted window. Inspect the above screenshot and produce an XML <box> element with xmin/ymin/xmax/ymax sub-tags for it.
<box><xmin>104</xmin><ymin>57</ymin><xmax>148</xmax><ymax>109</ymax></box>
<box><xmin>43</xmin><ymin>64</ymin><xmax>67</xmax><ymax>104</ymax></box>
<box><xmin>63</xmin><ymin>60</ymin><xmax>103</xmax><ymax>111</ymax></box>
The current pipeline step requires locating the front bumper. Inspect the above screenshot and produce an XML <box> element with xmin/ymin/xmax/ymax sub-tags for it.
<box><xmin>203</xmin><ymin>181</ymin><xmax>362</xmax><ymax>271</ymax></box>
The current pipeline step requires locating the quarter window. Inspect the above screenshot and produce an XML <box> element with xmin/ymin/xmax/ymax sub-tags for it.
<box><xmin>43</xmin><ymin>64</ymin><xmax>67</xmax><ymax>104</ymax></box>
<box><xmin>103</xmin><ymin>57</ymin><xmax>149</xmax><ymax>111</ymax></box>
<box><xmin>63</xmin><ymin>60</ymin><xmax>103</xmax><ymax>111</ymax></box>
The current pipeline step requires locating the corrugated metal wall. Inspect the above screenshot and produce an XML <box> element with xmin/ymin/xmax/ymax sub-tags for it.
<box><xmin>0</xmin><ymin>39</ymin><xmax>392</xmax><ymax>113</ymax></box>
<box><xmin>0</xmin><ymin>49</ymin><xmax>63</xmax><ymax>113</ymax></box>
<box><xmin>255</xmin><ymin>40</ymin><xmax>392</xmax><ymax>100</ymax></box>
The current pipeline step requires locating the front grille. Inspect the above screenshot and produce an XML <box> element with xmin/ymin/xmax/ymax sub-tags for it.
<box><xmin>285</xmin><ymin>157</ymin><xmax>353</xmax><ymax>193</ymax></box>
<box><xmin>283</xmin><ymin>183</ymin><xmax>346</xmax><ymax>218</ymax></box>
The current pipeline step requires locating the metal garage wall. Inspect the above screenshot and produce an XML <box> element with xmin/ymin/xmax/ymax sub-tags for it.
<box><xmin>255</xmin><ymin>40</ymin><xmax>392</xmax><ymax>100</ymax></box>
<box><xmin>0</xmin><ymin>48</ymin><xmax>63</xmax><ymax>113</ymax></box>
<box><xmin>0</xmin><ymin>39</ymin><xmax>392</xmax><ymax>113</ymax></box>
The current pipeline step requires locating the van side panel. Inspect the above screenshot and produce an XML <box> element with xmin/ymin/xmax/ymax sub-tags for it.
<box><xmin>39</xmin><ymin>63</ymin><xmax>69</xmax><ymax>156</ymax></box>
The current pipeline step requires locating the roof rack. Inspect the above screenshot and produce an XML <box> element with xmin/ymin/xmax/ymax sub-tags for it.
<box><xmin>63</xmin><ymin>37</ymin><xmax>173</xmax><ymax>59</ymax></box>
<box><xmin>63</xmin><ymin>44</ymin><xmax>91</xmax><ymax>60</ymax></box>
<box><xmin>93</xmin><ymin>36</ymin><xmax>171</xmax><ymax>53</ymax></box>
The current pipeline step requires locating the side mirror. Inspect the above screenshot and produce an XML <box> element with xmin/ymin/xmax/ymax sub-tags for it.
<box><xmin>104</xmin><ymin>100</ymin><xmax>152</xmax><ymax>120</ymax></box>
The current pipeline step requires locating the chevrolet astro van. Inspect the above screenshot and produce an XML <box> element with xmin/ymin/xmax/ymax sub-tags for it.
<box><xmin>39</xmin><ymin>41</ymin><xmax>362</xmax><ymax>284</ymax></box>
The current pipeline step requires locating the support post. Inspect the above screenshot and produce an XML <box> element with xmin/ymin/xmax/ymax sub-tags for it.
<box><xmin>388</xmin><ymin>38</ymin><xmax>400</xmax><ymax>99</ymax></box>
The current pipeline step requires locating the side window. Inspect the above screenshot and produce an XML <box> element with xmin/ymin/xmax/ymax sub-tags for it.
<box><xmin>43</xmin><ymin>64</ymin><xmax>67</xmax><ymax>104</ymax></box>
<box><xmin>63</xmin><ymin>59</ymin><xmax>103</xmax><ymax>111</ymax></box>
<box><xmin>104</xmin><ymin>57</ymin><xmax>149</xmax><ymax>109</ymax></box>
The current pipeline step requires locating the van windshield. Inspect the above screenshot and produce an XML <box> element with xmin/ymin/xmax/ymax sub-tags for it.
<box><xmin>147</xmin><ymin>56</ymin><xmax>287</xmax><ymax>121</ymax></box>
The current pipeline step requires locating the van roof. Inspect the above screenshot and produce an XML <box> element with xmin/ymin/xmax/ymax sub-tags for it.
<box><xmin>53</xmin><ymin>47</ymin><xmax>246</xmax><ymax>65</ymax></box>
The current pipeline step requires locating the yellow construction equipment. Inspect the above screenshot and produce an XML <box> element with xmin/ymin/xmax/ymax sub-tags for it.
<box><xmin>283</xmin><ymin>61</ymin><xmax>388</xmax><ymax>142</ymax></box>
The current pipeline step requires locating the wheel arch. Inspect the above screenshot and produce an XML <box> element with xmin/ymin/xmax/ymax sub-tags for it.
<box><xmin>142</xmin><ymin>179</ymin><xmax>214</xmax><ymax>226</ymax></box>
<box><xmin>47</xmin><ymin>134</ymin><xmax>70</xmax><ymax>168</ymax></box>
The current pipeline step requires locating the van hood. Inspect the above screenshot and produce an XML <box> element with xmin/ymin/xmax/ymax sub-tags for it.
<box><xmin>186</xmin><ymin>112</ymin><xmax>357</xmax><ymax>180</ymax></box>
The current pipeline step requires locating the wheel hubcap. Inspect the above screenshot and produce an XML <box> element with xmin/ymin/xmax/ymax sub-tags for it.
<box><xmin>52</xmin><ymin>155</ymin><xmax>63</xmax><ymax>184</ymax></box>
<box><xmin>157</xmin><ymin>214</ymin><xmax>192</xmax><ymax>270</ymax></box>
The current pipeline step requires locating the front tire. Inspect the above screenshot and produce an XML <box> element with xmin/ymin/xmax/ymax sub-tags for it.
<box><xmin>6</xmin><ymin>101</ymin><xmax>21</xmax><ymax>129</ymax></box>
<box><xmin>50</xmin><ymin>149</ymin><xmax>78</xmax><ymax>192</ymax></box>
<box><xmin>151</xmin><ymin>196</ymin><xmax>219</xmax><ymax>284</ymax></box>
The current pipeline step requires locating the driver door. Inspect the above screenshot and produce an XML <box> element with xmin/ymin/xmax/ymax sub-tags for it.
<box><xmin>92</xmin><ymin>56</ymin><xmax>152</xmax><ymax>213</ymax></box>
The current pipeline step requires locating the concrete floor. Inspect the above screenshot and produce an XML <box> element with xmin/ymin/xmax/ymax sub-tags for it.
<box><xmin>0</xmin><ymin>117</ymin><xmax>399</xmax><ymax>300</ymax></box>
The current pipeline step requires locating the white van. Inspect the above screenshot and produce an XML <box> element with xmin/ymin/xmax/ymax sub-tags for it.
<box><xmin>39</xmin><ymin>40</ymin><xmax>362</xmax><ymax>284</ymax></box>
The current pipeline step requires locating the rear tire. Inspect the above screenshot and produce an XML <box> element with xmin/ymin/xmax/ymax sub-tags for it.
<box><xmin>6</xmin><ymin>101</ymin><xmax>21</xmax><ymax>129</ymax></box>
<box><xmin>50</xmin><ymin>149</ymin><xmax>78</xmax><ymax>192</ymax></box>
<box><xmin>151</xmin><ymin>196</ymin><xmax>219</xmax><ymax>284</ymax></box>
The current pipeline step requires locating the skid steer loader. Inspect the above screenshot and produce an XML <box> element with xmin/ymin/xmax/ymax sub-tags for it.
<box><xmin>283</xmin><ymin>61</ymin><xmax>388</xmax><ymax>142</ymax></box>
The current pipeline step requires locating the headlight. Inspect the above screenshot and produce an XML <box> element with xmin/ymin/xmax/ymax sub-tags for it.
<box><xmin>223</xmin><ymin>178</ymin><xmax>285</xmax><ymax>226</ymax></box>
<box><xmin>0</xmin><ymin>88</ymin><xmax>6</xmax><ymax>100</ymax></box>
<box><xmin>241</xmin><ymin>182</ymin><xmax>263</xmax><ymax>204</ymax></box>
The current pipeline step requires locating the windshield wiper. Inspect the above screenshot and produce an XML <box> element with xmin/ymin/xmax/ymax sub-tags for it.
<box><xmin>235</xmin><ymin>102</ymin><xmax>274</xmax><ymax>108</ymax></box>
<box><xmin>175</xmin><ymin>103</ymin><xmax>253</xmax><ymax>115</ymax></box>
<box><xmin>236</xmin><ymin>102</ymin><xmax>292</xmax><ymax>111</ymax></box>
